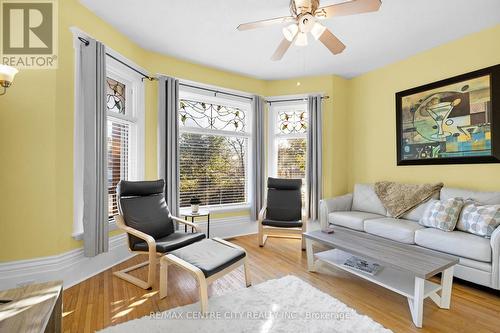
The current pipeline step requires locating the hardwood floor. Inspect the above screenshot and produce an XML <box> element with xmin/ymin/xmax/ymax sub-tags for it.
<box><xmin>62</xmin><ymin>234</ymin><xmax>500</xmax><ymax>332</ymax></box>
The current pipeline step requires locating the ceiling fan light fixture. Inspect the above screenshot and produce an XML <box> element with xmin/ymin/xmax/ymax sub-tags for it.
<box><xmin>295</xmin><ymin>32</ymin><xmax>308</xmax><ymax>46</ymax></box>
<box><xmin>310</xmin><ymin>22</ymin><xmax>326</xmax><ymax>40</ymax></box>
<box><xmin>237</xmin><ymin>0</ymin><xmax>383</xmax><ymax>61</ymax></box>
<box><xmin>315</xmin><ymin>9</ymin><xmax>327</xmax><ymax>20</ymax></box>
<box><xmin>282</xmin><ymin>24</ymin><xmax>299</xmax><ymax>41</ymax></box>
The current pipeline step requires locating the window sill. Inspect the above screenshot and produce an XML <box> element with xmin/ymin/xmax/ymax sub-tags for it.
<box><xmin>180</xmin><ymin>204</ymin><xmax>251</xmax><ymax>215</ymax></box>
<box><xmin>72</xmin><ymin>219</ymin><xmax>118</xmax><ymax>241</ymax></box>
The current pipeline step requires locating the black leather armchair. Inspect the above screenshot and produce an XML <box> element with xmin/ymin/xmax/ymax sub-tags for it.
<box><xmin>114</xmin><ymin>179</ymin><xmax>205</xmax><ymax>289</ymax></box>
<box><xmin>258</xmin><ymin>177</ymin><xmax>307</xmax><ymax>249</ymax></box>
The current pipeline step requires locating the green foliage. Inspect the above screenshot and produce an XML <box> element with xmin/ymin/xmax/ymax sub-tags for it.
<box><xmin>277</xmin><ymin>138</ymin><xmax>306</xmax><ymax>179</ymax></box>
<box><xmin>179</xmin><ymin>133</ymin><xmax>246</xmax><ymax>207</ymax></box>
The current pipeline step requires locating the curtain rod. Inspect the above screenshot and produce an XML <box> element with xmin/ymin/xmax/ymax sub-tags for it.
<box><xmin>267</xmin><ymin>96</ymin><xmax>330</xmax><ymax>105</ymax></box>
<box><xmin>78</xmin><ymin>37</ymin><xmax>330</xmax><ymax>101</ymax></box>
<box><xmin>78</xmin><ymin>37</ymin><xmax>157</xmax><ymax>82</ymax></box>
<box><xmin>179</xmin><ymin>83</ymin><xmax>253</xmax><ymax>101</ymax></box>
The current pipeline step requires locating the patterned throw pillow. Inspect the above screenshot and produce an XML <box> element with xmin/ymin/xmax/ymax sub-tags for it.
<box><xmin>419</xmin><ymin>198</ymin><xmax>465</xmax><ymax>231</ymax></box>
<box><xmin>457</xmin><ymin>200</ymin><xmax>500</xmax><ymax>238</ymax></box>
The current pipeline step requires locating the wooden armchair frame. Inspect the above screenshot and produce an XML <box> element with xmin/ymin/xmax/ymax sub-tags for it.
<box><xmin>113</xmin><ymin>214</ymin><xmax>201</xmax><ymax>290</ymax></box>
<box><xmin>258</xmin><ymin>205</ymin><xmax>307</xmax><ymax>250</ymax></box>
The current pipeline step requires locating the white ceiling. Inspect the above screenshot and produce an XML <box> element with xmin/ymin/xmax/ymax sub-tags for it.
<box><xmin>79</xmin><ymin>0</ymin><xmax>500</xmax><ymax>80</ymax></box>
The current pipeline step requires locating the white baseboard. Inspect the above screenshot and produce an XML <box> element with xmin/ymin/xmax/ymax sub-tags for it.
<box><xmin>0</xmin><ymin>217</ymin><xmax>256</xmax><ymax>290</ymax></box>
<box><xmin>0</xmin><ymin>233</ymin><xmax>134</xmax><ymax>290</ymax></box>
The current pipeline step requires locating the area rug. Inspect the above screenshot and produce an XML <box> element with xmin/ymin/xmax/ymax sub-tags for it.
<box><xmin>99</xmin><ymin>275</ymin><xmax>392</xmax><ymax>333</ymax></box>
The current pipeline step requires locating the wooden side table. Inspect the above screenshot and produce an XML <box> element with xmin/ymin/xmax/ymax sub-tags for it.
<box><xmin>0</xmin><ymin>281</ymin><xmax>63</xmax><ymax>333</ymax></box>
<box><xmin>180</xmin><ymin>209</ymin><xmax>211</xmax><ymax>238</ymax></box>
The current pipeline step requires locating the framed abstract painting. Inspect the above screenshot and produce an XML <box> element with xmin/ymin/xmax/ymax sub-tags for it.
<box><xmin>396</xmin><ymin>64</ymin><xmax>500</xmax><ymax>165</ymax></box>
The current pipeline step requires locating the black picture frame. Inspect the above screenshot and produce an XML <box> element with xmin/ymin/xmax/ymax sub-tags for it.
<box><xmin>396</xmin><ymin>64</ymin><xmax>500</xmax><ymax>166</ymax></box>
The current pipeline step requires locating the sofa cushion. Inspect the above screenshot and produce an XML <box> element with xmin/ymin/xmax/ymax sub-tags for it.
<box><xmin>415</xmin><ymin>228</ymin><xmax>492</xmax><ymax>262</ymax></box>
<box><xmin>352</xmin><ymin>184</ymin><xmax>387</xmax><ymax>216</ymax></box>
<box><xmin>402</xmin><ymin>191</ymin><xmax>440</xmax><ymax>222</ymax></box>
<box><xmin>328</xmin><ymin>211</ymin><xmax>383</xmax><ymax>231</ymax></box>
<box><xmin>364</xmin><ymin>218</ymin><xmax>425</xmax><ymax>244</ymax></box>
<box><xmin>440</xmin><ymin>187</ymin><xmax>500</xmax><ymax>204</ymax></box>
<box><xmin>457</xmin><ymin>201</ymin><xmax>500</xmax><ymax>238</ymax></box>
<box><xmin>458</xmin><ymin>257</ymin><xmax>491</xmax><ymax>272</ymax></box>
<box><xmin>419</xmin><ymin>198</ymin><xmax>465</xmax><ymax>231</ymax></box>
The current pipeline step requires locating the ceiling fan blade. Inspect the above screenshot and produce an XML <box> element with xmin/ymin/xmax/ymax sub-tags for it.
<box><xmin>318</xmin><ymin>29</ymin><xmax>346</xmax><ymax>55</ymax></box>
<box><xmin>316</xmin><ymin>0</ymin><xmax>382</xmax><ymax>19</ymax></box>
<box><xmin>271</xmin><ymin>37</ymin><xmax>294</xmax><ymax>61</ymax></box>
<box><xmin>237</xmin><ymin>16</ymin><xmax>295</xmax><ymax>31</ymax></box>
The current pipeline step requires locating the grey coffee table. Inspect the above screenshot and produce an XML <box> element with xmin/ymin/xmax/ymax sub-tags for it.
<box><xmin>304</xmin><ymin>228</ymin><xmax>459</xmax><ymax>328</ymax></box>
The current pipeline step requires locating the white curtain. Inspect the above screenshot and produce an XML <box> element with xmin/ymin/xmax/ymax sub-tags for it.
<box><xmin>77</xmin><ymin>37</ymin><xmax>109</xmax><ymax>257</ymax></box>
<box><xmin>158</xmin><ymin>76</ymin><xmax>180</xmax><ymax>217</ymax></box>
<box><xmin>251</xmin><ymin>96</ymin><xmax>266</xmax><ymax>220</ymax></box>
<box><xmin>307</xmin><ymin>95</ymin><xmax>323</xmax><ymax>221</ymax></box>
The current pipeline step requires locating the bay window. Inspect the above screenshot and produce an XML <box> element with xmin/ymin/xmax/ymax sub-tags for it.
<box><xmin>178</xmin><ymin>92</ymin><xmax>252</xmax><ymax>210</ymax></box>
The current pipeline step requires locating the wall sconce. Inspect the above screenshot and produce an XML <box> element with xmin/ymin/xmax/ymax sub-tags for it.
<box><xmin>0</xmin><ymin>64</ymin><xmax>19</xmax><ymax>96</ymax></box>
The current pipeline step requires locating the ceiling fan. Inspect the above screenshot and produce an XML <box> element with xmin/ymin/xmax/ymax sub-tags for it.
<box><xmin>237</xmin><ymin>0</ymin><xmax>382</xmax><ymax>61</ymax></box>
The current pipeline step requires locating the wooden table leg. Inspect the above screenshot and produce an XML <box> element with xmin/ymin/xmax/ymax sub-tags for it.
<box><xmin>159</xmin><ymin>258</ymin><xmax>168</xmax><ymax>299</ymax></box>
<box><xmin>408</xmin><ymin>276</ymin><xmax>425</xmax><ymax>328</ymax></box>
<box><xmin>244</xmin><ymin>257</ymin><xmax>252</xmax><ymax>287</ymax></box>
<box><xmin>306</xmin><ymin>238</ymin><xmax>316</xmax><ymax>272</ymax></box>
<box><xmin>429</xmin><ymin>266</ymin><xmax>454</xmax><ymax>311</ymax></box>
<box><xmin>197</xmin><ymin>276</ymin><xmax>209</xmax><ymax>315</ymax></box>
<box><xmin>439</xmin><ymin>267</ymin><xmax>454</xmax><ymax>309</ymax></box>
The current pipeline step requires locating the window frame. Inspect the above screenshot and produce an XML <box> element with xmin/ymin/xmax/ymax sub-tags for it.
<box><xmin>105</xmin><ymin>57</ymin><xmax>145</xmax><ymax>222</ymax></box>
<box><xmin>178</xmin><ymin>89</ymin><xmax>253</xmax><ymax>212</ymax></box>
<box><xmin>267</xmin><ymin>100</ymin><xmax>309</xmax><ymax>179</ymax></box>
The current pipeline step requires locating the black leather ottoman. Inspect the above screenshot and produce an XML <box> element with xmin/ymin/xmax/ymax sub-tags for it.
<box><xmin>159</xmin><ymin>238</ymin><xmax>251</xmax><ymax>313</ymax></box>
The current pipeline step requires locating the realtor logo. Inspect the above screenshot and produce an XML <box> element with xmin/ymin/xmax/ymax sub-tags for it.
<box><xmin>1</xmin><ymin>0</ymin><xmax>58</xmax><ymax>68</ymax></box>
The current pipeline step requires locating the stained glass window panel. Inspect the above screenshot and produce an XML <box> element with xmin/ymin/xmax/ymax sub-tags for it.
<box><xmin>106</xmin><ymin>77</ymin><xmax>126</xmax><ymax>115</ymax></box>
<box><xmin>179</xmin><ymin>99</ymin><xmax>247</xmax><ymax>132</ymax></box>
<box><xmin>277</xmin><ymin>110</ymin><xmax>308</xmax><ymax>134</ymax></box>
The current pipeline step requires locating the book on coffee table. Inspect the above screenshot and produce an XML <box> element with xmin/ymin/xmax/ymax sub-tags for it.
<box><xmin>343</xmin><ymin>255</ymin><xmax>382</xmax><ymax>276</ymax></box>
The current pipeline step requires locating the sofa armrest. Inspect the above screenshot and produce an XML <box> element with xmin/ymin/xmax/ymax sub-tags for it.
<box><xmin>490</xmin><ymin>226</ymin><xmax>500</xmax><ymax>289</ymax></box>
<box><xmin>319</xmin><ymin>193</ymin><xmax>353</xmax><ymax>230</ymax></box>
<box><xmin>490</xmin><ymin>226</ymin><xmax>500</xmax><ymax>250</ymax></box>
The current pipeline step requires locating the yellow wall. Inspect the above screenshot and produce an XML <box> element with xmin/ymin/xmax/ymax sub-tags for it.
<box><xmin>1</xmin><ymin>0</ymin><xmax>498</xmax><ymax>262</ymax></box>
<box><xmin>347</xmin><ymin>24</ymin><xmax>500</xmax><ymax>191</ymax></box>
<box><xmin>0</xmin><ymin>0</ymin><xmax>265</xmax><ymax>261</ymax></box>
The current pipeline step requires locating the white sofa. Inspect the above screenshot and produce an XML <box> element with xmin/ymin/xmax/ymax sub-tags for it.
<box><xmin>319</xmin><ymin>184</ymin><xmax>500</xmax><ymax>290</ymax></box>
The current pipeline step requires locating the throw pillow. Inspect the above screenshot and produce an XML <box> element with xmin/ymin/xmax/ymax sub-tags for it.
<box><xmin>457</xmin><ymin>200</ymin><xmax>500</xmax><ymax>238</ymax></box>
<box><xmin>419</xmin><ymin>198</ymin><xmax>465</xmax><ymax>231</ymax></box>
